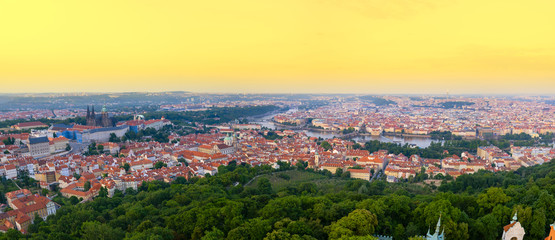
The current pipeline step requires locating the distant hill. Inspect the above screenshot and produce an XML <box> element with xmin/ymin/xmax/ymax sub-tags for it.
<box><xmin>359</xmin><ymin>96</ymin><xmax>397</xmax><ymax>106</ymax></box>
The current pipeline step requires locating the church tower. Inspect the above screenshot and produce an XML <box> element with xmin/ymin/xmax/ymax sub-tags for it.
<box><xmin>100</xmin><ymin>105</ymin><xmax>113</xmax><ymax>127</ymax></box>
<box><xmin>86</xmin><ymin>105</ymin><xmax>96</xmax><ymax>126</ymax></box>
<box><xmin>224</xmin><ymin>133</ymin><xmax>233</xmax><ymax>146</ymax></box>
<box><xmin>502</xmin><ymin>212</ymin><xmax>525</xmax><ymax>240</ymax></box>
<box><xmin>314</xmin><ymin>150</ymin><xmax>320</xmax><ymax>167</ymax></box>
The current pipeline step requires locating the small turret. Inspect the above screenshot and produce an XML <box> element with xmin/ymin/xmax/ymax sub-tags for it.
<box><xmin>511</xmin><ymin>212</ymin><xmax>518</xmax><ymax>223</ymax></box>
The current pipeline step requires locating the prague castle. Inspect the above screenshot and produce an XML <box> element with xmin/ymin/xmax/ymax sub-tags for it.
<box><xmin>86</xmin><ymin>105</ymin><xmax>113</xmax><ymax>127</ymax></box>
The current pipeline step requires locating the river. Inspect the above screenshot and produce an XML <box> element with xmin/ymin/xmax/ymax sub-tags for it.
<box><xmin>250</xmin><ymin>109</ymin><xmax>443</xmax><ymax>148</ymax></box>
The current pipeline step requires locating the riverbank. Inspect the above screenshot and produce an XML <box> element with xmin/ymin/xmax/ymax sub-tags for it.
<box><xmin>250</xmin><ymin>114</ymin><xmax>445</xmax><ymax>148</ymax></box>
<box><xmin>383</xmin><ymin>132</ymin><xmax>432</xmax><ymax>138</ymax></box>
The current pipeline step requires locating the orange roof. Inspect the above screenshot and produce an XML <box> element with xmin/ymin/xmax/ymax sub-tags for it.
<box><xmin>347</xmin><ymin>168</ymin><xmax>370</xmax><ymax>173</ymax></box>
<box><xmin>503</xmin><ymin>222</ymin><xmax>517</xmax><ymax>232</ymax></box>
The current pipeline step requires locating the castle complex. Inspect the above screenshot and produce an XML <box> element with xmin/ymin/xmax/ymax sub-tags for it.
<box><xmin>86</xmin><ymin>105</ymin><xmax>113</xmax><ymax>127</ymax></box>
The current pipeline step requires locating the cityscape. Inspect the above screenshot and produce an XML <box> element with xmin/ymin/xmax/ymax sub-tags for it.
<box><xmin>0</xmin><ymin>93</ymin><xmax>553</xmax><ymax>239</ymax></box>
<box><xmin>1</xmin><ymin>0</ymin><xmax>555</xmax><ymax>239</ymax></box>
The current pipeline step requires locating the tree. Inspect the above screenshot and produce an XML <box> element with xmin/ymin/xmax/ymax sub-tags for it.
<box><xmin>109</xmin><ymin>133</ymin><xmax>120</xmax><ymax>142</ymax></box>
<box><xmin>408</xmin><ymin>237</ymin><xmax>426</xmax><ymax>240</ymax></box>
<box><xmin>477</xmin><ymin>187</ymin><xmax>510</xmax><ymax>212</ymax></box>
<box><xmin>28</xmin><ymin>213</ymin><xmax>44</xmax><ymax>233</ymax></box>
<box><xmin>69</xmin><ymin>196</ymin><xmax>79</xmax><ymax>205</ymax></box>
<box><xmin>65</xmin><ymin>143</ymin><xmax>71</xmax><ymax>151</ymax></box>
<box><xmin>475</xmin><ymin>214</ymin><xmax>500</xmax><ymax>240</ymax></box>
<box><xmin>321</xmin><ymin>141</ymin><xmax>332</xmax><ymax>151</ymax></box>
<box><xmin>81</xmin><ymin>221</ymin><xmax>125</xmax><ymax>240</ymax></box>
<box><xmin>84</xmin><ymin>181</ymin><xmax>91</xmax><ymax>191</ymax></box>
<box><xmin>2</xmin><ymin>137</ymin><xmax>15</xmax><ymax>145</ymax></box>
<box><xmin>341</xmin><ymin>171</ymin><xmax>351</xmax><ymax>179</ymax></box>
<box><xmin>98</xmin><ymin>187</ymin><xmax>108</xmax><ymax>198</ymax></box>
<box><xmin>4</xmin><ymin>229</ymin><xmax>23</xmax><ymax>239</ymax></box>
<box><xmin>529</xmin><ymin>208</ymin><xmax>547</xmax><ymax>239</ymax></box>
<box><xmin>257</xmin><ymin>178</ymin><xmax>273</xmax><ymax>194</ymax></box>
<box><xmin>154</xmin><ymin>161</ymin><xmax>167</xmax><ymax>169</ymax></box>
<box><xmin>335</xmin><ymin>168</ymin><xmax>344</xmax><ymax>178</ymax></box>
<box><xmin>123</xmin><ymin>163</ymin><xmax>130</xmax><ymax>172</ymax></box>
<box><xmin>296</xmin><ymin>160</ymin><xmax>307</xmax><ymax>170</ymax></box>
<box><xmin>326</xmin><ymin>209</ymin><xmax>378</xmax><ymax>239</ymax></box>
<box><xmin>201</xmin><ymin>227</ymin><xmax>225</xmax><ymax>240</ymax></box>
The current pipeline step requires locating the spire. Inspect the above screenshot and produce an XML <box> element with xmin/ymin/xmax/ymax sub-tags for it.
<box><xmin>86</xmin><ymin>106</ymin><xmax>90</xmax><ymax>118</ymax></box>
<box><xmin>435</xmin><ymin>213</ymin><xmax>442</xmax><ymax>233</ymax></box>
<box><xmin>102</xmin><ymin>105</ymin><xmax>107</xmax><ymax>112</ymax></box>
<box><xmin>511</xmin><ymin>212</ymin><xmax>518</xmax><ymax>223</ymax></box>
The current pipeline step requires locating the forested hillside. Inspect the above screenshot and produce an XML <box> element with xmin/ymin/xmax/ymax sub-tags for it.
<box><xmin>2</xmin><ymin>160</ymin><xmax>554</xmax><ymax>240</ymax></box>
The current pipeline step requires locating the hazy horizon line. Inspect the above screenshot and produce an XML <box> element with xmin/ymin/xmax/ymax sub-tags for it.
<box><xmin>0</xmin><ymin>91</ymin><xmax>553</xmax><ymax>97</ymax></box>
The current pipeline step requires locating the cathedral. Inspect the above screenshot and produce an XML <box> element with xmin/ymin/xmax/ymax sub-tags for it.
<box><xmin>86</xmin><ymin>105</ymin><xmax>113</xmax><ymax>127</ymax></box>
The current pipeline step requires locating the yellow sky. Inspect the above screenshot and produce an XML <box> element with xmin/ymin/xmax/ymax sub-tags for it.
<box><xmin>0</xmin><ymin>0</ymin><xmax>554</xmax><ymax>94</ymax></box>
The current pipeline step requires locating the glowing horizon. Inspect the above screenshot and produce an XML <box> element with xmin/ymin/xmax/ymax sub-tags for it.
<box><xmin>0</xmin><ymin>0</ymin><xmax>554</xmax><ymax>94</ymax></box>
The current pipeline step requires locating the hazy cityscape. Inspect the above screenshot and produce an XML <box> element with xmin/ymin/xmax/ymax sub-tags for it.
<box><xmin>0</xmin><ymin>93</ymin><xmax>553</xmax><ymax>239</ymax></box>
<box><xmin>2</xmin><ymin>0</ymin><xmax>555</xmax><ymax>239</ymax></box>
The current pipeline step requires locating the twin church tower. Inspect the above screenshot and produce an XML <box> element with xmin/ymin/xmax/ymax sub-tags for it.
<box><xmin>86</xmin><ymin>105</ymin><xmax>113</xmax><ymax>127</ymax></box>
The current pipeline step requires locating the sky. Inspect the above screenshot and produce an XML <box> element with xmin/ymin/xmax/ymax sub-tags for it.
<box><xmin>0</xmin><ymin>0</ymin><xmax>554</xmax><ymax>94</ymax></box>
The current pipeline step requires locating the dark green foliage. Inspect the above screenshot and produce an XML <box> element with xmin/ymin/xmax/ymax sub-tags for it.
<box><xmin>84</xmin><ymin>181</ymin><xmax>91</xmax><ymax>191</ymax></box>
<box><xmin>321</xmin><ymin>141</ymin><xmax>332</xmax><ymax>151</ymax></box>
<box><xmin>430</xmin><ymin>131</ymin><xmax>462</xmax><ymax>140</ymax></box>
<box><xmin>109</xmin><ymin>133</ymin><xmax>121</xmax><ymax>143</ymax></box>
<box><xmin>263</xmin><ymin>131</ymin><xmax>283</xmax><ymax>140</ymax></box>
<box><xmin>362</xmin><ymin>140</ymin><xmax>489</xmax><ymax>159</ymax></box>
<box><xmin>154</xmin><ymin>161</ymin><xmax>167</xmax><ymax>169</ymax></box>
<box><xmin>123</xmin><ymin>163</ymin><xmax>130</xmax><ymax>172</ymax></box>
<box><xmin>2</xmin><ymin>137</ymin><xmax>15</xmax><ymax>145</ymax></box>
<box><xmin>6</xmin><ymin>160</ymin><xmax>555</xmax><ymax>240</ymax></box>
